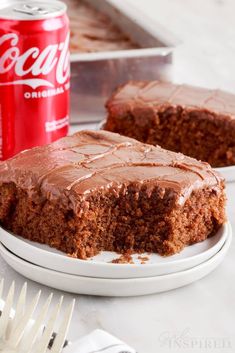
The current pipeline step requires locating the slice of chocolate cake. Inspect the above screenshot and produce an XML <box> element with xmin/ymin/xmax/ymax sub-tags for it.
<box><xmin>104</xmin><ymin>81</ymin><xmax>235</xmax><ymax>167</ymax></box>
<box><xmin>0</xmin><ymin>130</ymin><xmax>226</xmax><ymax>259</ymax></box>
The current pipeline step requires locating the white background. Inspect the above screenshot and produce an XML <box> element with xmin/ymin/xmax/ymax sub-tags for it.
<box><xmin>1</xmin><ymin>1</ymin><xmax>235</xmax><ymax>352</ymax></box>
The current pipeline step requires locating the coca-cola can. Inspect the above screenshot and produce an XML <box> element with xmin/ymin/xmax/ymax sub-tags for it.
<box><xmin>0</xmin><ymin>0</ymin><xmax>70</xmax><ymax>160</ymax></box>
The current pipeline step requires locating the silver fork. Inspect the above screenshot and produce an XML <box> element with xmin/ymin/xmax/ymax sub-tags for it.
<box><xmin>0</xmin><ymin>279</ymin><xmax>75</xmax><ymax>353</ymax></box>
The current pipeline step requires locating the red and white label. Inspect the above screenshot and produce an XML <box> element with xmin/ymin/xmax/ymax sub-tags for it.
<box><xmin>0</xmin><ymin>15</ymin><xmax>70</xmax><ymax>160</ymax></box>
<box><xmin>0</xmin><ymin>32</ymin><xmax>70</xmax><ymax>89</ymax></box>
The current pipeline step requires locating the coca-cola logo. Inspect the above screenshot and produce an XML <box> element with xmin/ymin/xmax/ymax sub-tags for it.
<box><xmin>0</xmin><ymin>32</ymin><xmax>69</xmax><ymax>89</ymax></box>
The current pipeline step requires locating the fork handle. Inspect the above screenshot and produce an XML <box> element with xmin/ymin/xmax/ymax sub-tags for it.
<box><xmin>48</xmin><ymin>332</ymin><xmax>69</xmax><ymax>350</ymax></box>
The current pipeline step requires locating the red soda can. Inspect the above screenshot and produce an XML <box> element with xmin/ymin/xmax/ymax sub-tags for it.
<box><xmin>0</xmin><ymin>1</ymin><xmax>70</xmax><ymax>160</ymax></box>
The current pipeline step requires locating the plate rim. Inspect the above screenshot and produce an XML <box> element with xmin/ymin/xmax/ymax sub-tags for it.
<box><xmin>215</xmin><ymin>165</ymin><xmax>235</xmax><ymax>183</ymax></box>
<box><xmin>0</xmin><ymin>227</ymin><xmax>232</xmax><ymax>283</ymax></box>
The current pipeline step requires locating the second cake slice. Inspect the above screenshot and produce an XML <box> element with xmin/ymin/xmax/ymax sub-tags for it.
<box><xmin>104</xmin><ymin>81</ymin><xmax>235</xmax><ymax>167</ymax></box>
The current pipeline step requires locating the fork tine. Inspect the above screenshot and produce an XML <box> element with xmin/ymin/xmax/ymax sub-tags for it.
<box><xmin>50</xmin><ymin>299</ymin><xmax>75</xmax><ymax>353</ymax></box>
<box><xmin>33</xmin><ymin>296</ymin><xmax>64</xmax><ymax>353</ymax></box>
<box><xmin>13</xmin><ymin>283</ymin><xmax>27</xmax><ymax>323</ymax></box>
<box><xmin>9</xmin><ymin>290</ymin><xmax>41</xmax><ymax>347</ymax></box>
<box><xmin>7</xmin><ymin>282</ymin><xmax>27</xmax><ymax>338</ymax></box>
<box><xmin>0</xmin><ymin>278</ymin><xmax>4</xmax><ymax>302</ymax></box>
<box><xmin>21</xmin><ymin>293</ymin><xmax>53</xmax><ymax>353</ymax></box>
<box><xmin>0</xmin><ymin>281</ymin><xmax>15</xmax><ymax>339</ymax></box>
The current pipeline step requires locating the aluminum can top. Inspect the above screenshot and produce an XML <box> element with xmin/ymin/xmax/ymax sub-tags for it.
<box><xmin>0</xmin><ymin>0</ymin><xmax>67</xmax><ymax>20</ymax></box>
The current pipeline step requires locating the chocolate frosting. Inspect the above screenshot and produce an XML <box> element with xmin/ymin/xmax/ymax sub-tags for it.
<box><xmin>0</xmin><ymin>130</ymin><xmax>223</xmax><ymax>211</ymax></box>
<box><xmin>107</xmin><ymin>81</ymin><xmax>235</xmax><ymax>117</ymax></box>
<box><xmin>65</xmin><ymin>0</ymin><xmax>139</xmax><ymax>53</ymax></box>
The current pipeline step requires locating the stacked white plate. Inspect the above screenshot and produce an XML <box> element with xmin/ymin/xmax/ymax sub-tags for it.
<box><xmin>216</xmin><ymin>165</ymin><xmax>235</xmax><ymax>183</ymax></box>
<box><xmin>0</xmin><ymin>223</ymin><xmax>232</xmax><ymax>297</ymax></box>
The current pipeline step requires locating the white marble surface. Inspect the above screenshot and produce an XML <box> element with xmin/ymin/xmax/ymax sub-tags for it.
<box><xmin>1</xmin><ymin>1</ymin><xmax>235</xmax><ymax>352</ymax></box>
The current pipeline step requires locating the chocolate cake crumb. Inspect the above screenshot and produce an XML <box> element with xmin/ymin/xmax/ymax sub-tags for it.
<box><xmin>137</xmin><ymin>255</ymin><xmax>150</xmax><ymax>264</ymax></box>
<box><xmin>111</xmin><ymin>254</ymin><xmax>134</xmax><ymax>264</ymax></box>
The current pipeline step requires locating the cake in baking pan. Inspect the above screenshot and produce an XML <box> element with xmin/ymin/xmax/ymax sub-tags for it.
<box><xmin>65</xmin><ymin>0</ymin><xmax>139</xmax><ymax>53</ymax></box>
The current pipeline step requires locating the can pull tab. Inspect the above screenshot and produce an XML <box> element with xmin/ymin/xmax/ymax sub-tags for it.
<box><xmin>14</xmin><ymin>3</ymin><xmax>49</xmax><ymax>16</ymax></box>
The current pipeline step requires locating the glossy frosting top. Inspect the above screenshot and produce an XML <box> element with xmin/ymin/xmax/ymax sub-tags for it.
<box><xmin>66</xmin><ymin>0</ymin><xmax>139</xmax><ymax>53</ymax></box>
<box><xmin>107</xmin><ymin>81</ymin><xmax>235</xmax><ymax>116</ymax></box>
<box><xmin>0</xmin><ymin>130</ymin><xmax>223</xmax><ymax>210</ymax></box>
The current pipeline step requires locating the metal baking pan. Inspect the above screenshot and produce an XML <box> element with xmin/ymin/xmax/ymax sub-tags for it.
<box><xmin>70</xmin><ymin>0</ymin><xmax>179</xmax><ymax>123</ymax></box>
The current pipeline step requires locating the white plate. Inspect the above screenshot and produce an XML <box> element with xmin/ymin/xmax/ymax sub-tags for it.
<box><xmin>0</xmin><ymin>228</ymin><xmax>232</xmax><ymax>297</ymax></box>
<box><xmin>0</xmin><ymin>223</ymin><xmax>230</xmax><ymax>279</ymax></box>
<box><xmin>216</xmin><ymin>166</ymin><xmax>235</xmax><ymax>183</ymax></box>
